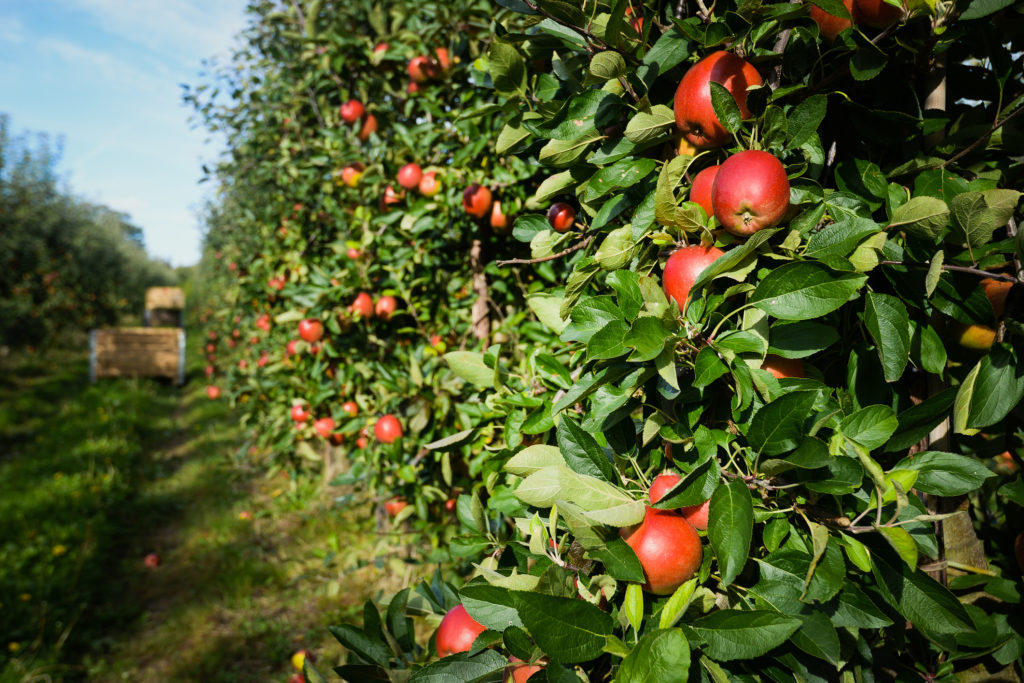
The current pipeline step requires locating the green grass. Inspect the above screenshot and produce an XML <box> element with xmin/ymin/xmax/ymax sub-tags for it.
<box><xmin>0</xmin><ymin>348</ymin><xmax>414</xmax><ymax>682</ymax></box>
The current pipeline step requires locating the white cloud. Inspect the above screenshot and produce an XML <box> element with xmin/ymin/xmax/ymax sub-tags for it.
<box><xmin>0</xmin><ymin>16</ymin><xmax>26</xmax><ymax>43</ymax></box>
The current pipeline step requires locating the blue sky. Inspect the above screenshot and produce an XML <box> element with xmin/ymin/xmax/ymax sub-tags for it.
<box><xmin>0</xmin><ymin>0</ymin><xmax>250</xmax><ymax>267</ymax></box>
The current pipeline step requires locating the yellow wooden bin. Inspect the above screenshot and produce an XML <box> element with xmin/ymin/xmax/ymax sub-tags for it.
<box><xmin>89</xmin><ymin>327</ymin><xmax>186</xmax><ymax>386</ymax></box>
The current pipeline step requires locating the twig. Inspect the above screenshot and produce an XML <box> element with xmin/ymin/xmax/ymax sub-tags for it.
<box><xmin>942</xmin><ymin>106</ymin><xmax>1024</xmax><ymax>169</ymax></box>
<box><xmin>768</xmin><ymin>29</ymin><xmax>792</xmax><ymax>90</ymax></box>
<box><xmin>880</xmin><ymin>260</ymin><xmax>1019</xmax><ymax>283</ymax></box>
<box><xmin>307</xmin><ymin>88</ymin><xmax>326</xmax><ymax>128</ymax></box>
<box><xmin>496</xmin><ymin>236</ymin><xmax>593</xmax><ymax>266</ymax></box>
<box><xmin>470</xmin><ymin>239</ymin><xmax>490</xmax><ymax>342</ymax></box>
<box><xmin>522</xmin><ymin>0</ymin><xmax>641</xmax><ymax>66</ymax></box>
<box><xmin>721</xmin><ymin>470</ymin><xmax>799</xmax><ymax>491</ymax></box>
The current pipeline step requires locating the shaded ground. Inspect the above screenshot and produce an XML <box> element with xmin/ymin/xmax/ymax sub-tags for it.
<box><xmin>1</xmin><ymin>349</ymin><xmax>410</xmax><ymax>682</ymax></box>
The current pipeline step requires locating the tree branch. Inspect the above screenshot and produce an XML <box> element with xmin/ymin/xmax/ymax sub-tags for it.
<box><xmin>880</xmin><ymin>260</ymin><xmax>1019</xmax><ymax>283</ymax></box>
<box><xmin>496</xmin><ymin>236</ymin><xmax>593</xmax><ymax>266</ymax></box>
<box><xmin>941</xmin><ymin>105</ymin><xmax>1024</xmax><ymax>169</ymax></box>
<box><xmin>522</xmin><ymin>0</ymin><xmax>641</xmax><ymax>66</ymax></box>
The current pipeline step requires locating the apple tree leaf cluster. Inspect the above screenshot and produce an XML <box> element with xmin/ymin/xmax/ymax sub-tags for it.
<box><xmin>188</xmin><ymin>0</ymin><xmax>1024</xmax><ymax>680</ymax></box>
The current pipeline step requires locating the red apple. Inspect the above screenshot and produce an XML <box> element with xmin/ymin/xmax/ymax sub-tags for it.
<box><xmin>663</xmin><ymin>244</ymin><xmax>725</xmax><ymax>311</ymax></box>
<box><xmin>341</xmin><ymin>162</ymin><xmax>365</xmax><ymax>187</ymax></box>
<box><xmin>681</xmin><ymin>500</ymin><xmax>710</xmax><ymax>531</ymax></box>
<box><xmin>445</xmin><ymin>498</ymin><xmax>457</xmax><ymax>511</ymax></box>
<box><xmin>351</xmin><ymin>292</ymin><xmax>374</xmax><ymax>318</ymax></box>
<box><xmin>380</xmin><ymin>184</ymin><xmax>405</xmax><ymax>211</ymax></box>
<box><xmin>384</xmin><ymin>496</ymin><xmax>409</xmax><ymax>517</ymax></box>
<box><xmin>397</xmin><ymin>163</ymin><xmax>423</xmax><ymax>190</ymax></box>
<box><xmin>712</xmin><ymin>150</ymin><xmax>790</xmax><ymax>236</ymax></box>
<box><xmin>256</xmin><ymin>314</ymin><xmax>271</xmax><ymax>331</ymax></box>
<box><xmin>810</xmin><ymin>0</ymin><xmax>853</xmax><ymax>39</ymax></box>
<box><xmin>340</xmin><ymin>99</ymin><xmax>364</xmax><ymax>123</ymax></box>
<box><xmin>374</xmin><ymin>42</ymin><xmax>389</xmax><ymax>54</ymax></box>
<box><xmin>359</xmin><ymin>113</ymin><xmax>378</xmax><ymax>141</ymax></box>
<box><xmin>237</xmin><ymin>359</ymin><xmax>247</xmax><ymax>370</ymax></box>
<box><xmin>408</xmin><ymin>55</ymin><xmax>440</xmax><ymax>82</ymax></box>
<box><xmin>341</xmin><ymin>401</ymin><xmax>358</xmax><ymax>417</ymax></box>
<box><xmin>854</xmin><ymin>0</ymin><xmax>903</xmax><ymax>27</ymax></box>
<box><xmin>286</xmin><ymin>339</ymin><xmax>300</xmax><ymax>357</ymax></box>
<box><xmin>462</xmin><ymin>184</ymin><xmax>493</xmax><ymax>219</ymax></box>
<box><xmin>435</xmin><ymin>604</ymin><xmax>487</xmax><ymax>657</ymax></box>
<box><xmin>347</xmin><ymin>247</ymin><xmax>361</xmax><ymax>260</ymax></box>
<box><xmin>505</xmin><ymin>656</ymin><xmax>543</xmax><ymax>683</ymax></box>
<box><xmin>291</xmin><ymin>404</ymin><xmax>311</xmax><ymax>422</ymax></box>
<box><xmin>649</xmin><ymin>473</ymin><xmax>682</xmax><ymax>504</ymax></box>
<box><xmin>620</xmin><ymin>508</ymin><xmax>703</xmax><ymax>594</ymax></box>
<box><xmin>761</xmin><ymin>354</ymin><xmax>805</xmax><ymax>379</ymax></box>
<box><xmin>375</xmin><ymin>414</ymin><xmax>403</xmax><ymax>443</ymax></box>
<box><xmin>419</xmin><ymin>171</ymin><xmax>441</xmax><ymax>197</ymax></box>
<box><xmin>206</xmin><ymin>385</ymin><xmax>221</xmax><ymax>400</ymax></box>
<box><xmin>144</xmin><ymin>552</ymin><xmax>161</xmax><ymax>568</ymax></box>
<box><xmin>375</xmin><ymin>296</ymin><xmax>397</xmax><ymax>319</ymax></box>
<box><xmin>674</xmin><ymin>51</ymin><xmax>763</xmax><ymax>148</ymax></box>
<box><xmin>298</xmin><ymin>318</ymin><xmax>324</xmax><ymax>343</ymax></box>
<box><xmin>356</xmin><ymin>436</ymin><xmax>368</xmax><ymax>449</ymax></box>
<box><xmin>547</xmin><ymin>203</ymin><xmax>575</xmax><ymax>233</ymax></box>
<box><xmin>205</xmin><ymin>365</ymin><xmax>215</xmax><ymax>377</ymax></box>
<box><xmin>434</xmin><ymin>47</ymin><xmax>451</xmax><ymax>71</ymax></box>
<box><xmin>313</xmin><ymin>417</ymin><xmax>335</xmax><ymax>438</ymax></box>
<box><xmin>490</xmin><ymin>201</ymin><xmax>510</xmax><ymax>233</ymax></box>
<box><xmin>689</xmin><ymin>165</ymin><xmax>719</xmax><ymax>217</ymax></box>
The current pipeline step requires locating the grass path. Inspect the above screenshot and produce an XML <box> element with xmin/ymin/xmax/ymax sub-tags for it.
<box><xmin>1</xmin><ymin>350</ymin><xmax>409</xmax><ymax>682</ymax></box>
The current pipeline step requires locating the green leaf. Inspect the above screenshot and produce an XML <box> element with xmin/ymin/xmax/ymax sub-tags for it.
<box><xmin>585</xmin><ymin>159</ymin><xmax>658</xmax><ymax>202</ymax></box>
<box><xmin>562</xmin><ymin>296</ymin><xmax>623</xmax><ymax>343</ymax></box>
<box><xmin>829</xmin><ymin>586</ymin><xmax>893</xmax><ymax>629</ymax></box>
<box><xmin>804</xmin><ymin>217</ymin><xmax>880</xmax><ymax>259</ymax></box>
<box><xmin>691</xmin><ymin>229</ymin><xmax>780</xmax><ymax>292</ymax></box>
<box><xmin>708</xmin><ymin>480</ymin><xmax>753</xmax><ymax>587</ymax></box>
<box><xmin>689</xmin><ymin>610</ymin><xmax>801</xmax><ymax>661</ymax></box>
<box><xmin>487</xmin><ymin>42</ymin><xmax>526</xmax><ymax>96</ymax></box>
<box><xmin>751</xmin><ymin>262</ymin><xmax>867</xmax><ymax>321</ymax></box>
<box><xmin>951</xmin><ymin>191</ymin><xmax>998</xmax><ymax>248</ymax></box>
<box><xmin>625</xmin><ymin>316</ymin><xmax>670</xmax><ymax>362</ymax></box>
<box><xmin>786</xmin><ymin>94</ymin><xmax>828</xmax><ymax>148</ymax></box>
<box><xmin>408</xmin><ymin>649</ymin><xmax>508</xmax><ymax>681</ymax></box>
<box><xmin>624</xmin><ymin>104</ymin><xmax>676</xmax><ymax>144</ymax></box>
<box><xmin>768</xmin><ymin>321</ymin><xmax>839</xmax><ymax>359</ymax></box>
<box><xmin>869</xmin><ymin>543</ymin><xmax>973</xmax><ymax>636</ymax></box>
<box><xmin>888</xmin><ymin>196</ymin><xmax>949</xmax><ymax>240</ymax></box>
<box><xmin>444</xmin><ymin>352</ymin><xmax>494</xmax><ymax>389</ymax></box>
<box><xmin>623</xmin><ymin>583</ymin><xmax>643</xmax><ymax>632</ymax></box>
<box><xmin>924</xmin><ymin>250</ymin><xmax>944</xmax><ymax>297</ymax></box>
<box><xmin>708</xmin><ymin>81</ymin><xmax>742</xmax><ymax>135</ymax></box>
<box><xmin>693</xmin><ymin>347</ymin><xmax>729</xmax><ymax>388</ymax></box>
<box><xmin>789</xmin><ymin>611</ymin><xmax>841</xmax><ymax>666</ymax></box>
<box><xmin>328</xmin><ymin>624</ymin><xmax>391</xmax><ymax>668</ymax></box>
<box><xmin>459</xmin><ymin>584</ymin><xmax>524</xmax><ymax>631</ymax></box>
<box><xmin>895</xmin><ymin>451</ymin><xmax>995</xmax><ymax>496</ymax></box>
<box><xmin>513</xmin><ymin>591</ymin><xmax>614</xmax><ymax>663</ymax></box>
<box><xmin>960</xmin><ymin>0</ymin><xmax>1015</xmax><ymax>20</ymax></box>
<box><xmin>747</xmin><ymin>390</ymin><xmax>818</xmax><ymax>455</ymax></box>
<box><xmin>876</xmin><ymin>525</ymin><xmax>918</xmax><ymax>568</ymax></box>
<box><xmin>642</xmin><ymin>27</ymin><xmax>691</xmax><ymax>75</ymax></box>
<box><xmin>594</xmin><ymin>226</ymin><xmax>635</xmax><ymax>270</ymax></box>
<box><xmin>589</xmin><ymin>536</ymin><xmax>646</xmax><ymax>583</ymax></box>
<box><xmin>586</xmin><ymin>319</ymin><xmax>630</xmax><ymax>360</ymax></box>
<box><xmin>531</xmin><ymin>90</ymin><xmax>625</xmax><ymax>141</ymax></box>
<box><xmin>590</xmin><ymin>51</ymin><xmax>627</xmax><ymax>79</ymax></box>
<box><xmin>651</xmin><ymin>457</ymin><xmax>721</xmax><ymax>509</ymax></box>
<box><xmin>954</xmin><ymin>346</ymin><xmax>1024</xmax><ymax>433</ymax></box>
<box><xmin>557</xmin><ymin>416</ymin><xmax>615</xmax><ymax>481</ymax></box>
<box><xmin>539</xmin><ymin>132</ymin><xmax>604</xmax><ymax>168</ymax></box>
<box><xmin>659</xmin><ymin>580</ymin><xmax>698</xmax><ymax>629</ymax></box>
<box><xmin>616</xmin><ymin>629</ymin><xmax>691</xmax><ymax>682</ymax></box>
<box><xmin>527</xmin><ymin>293</ymin><xmax>569</xmax><ymax>334</ymax></box>
<box><xmin>514</xmin><ymin>466</ymin><xmax>563</xmax><ymax>507</ymax></box>
<box><xmin>839</xmin><ymin>404</ymin><xmax>898</xmax><ymax>450</ymax></box>
<box><xmin>505</xmin><ymin>445</ymin><xmax>564</xmax><ymax>476</ymax></box>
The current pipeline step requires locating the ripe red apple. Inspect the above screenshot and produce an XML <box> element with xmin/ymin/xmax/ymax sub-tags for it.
<box><xmin>445</xmin><ymin>498</ymin><xmax>457</xmax><ymax>512</ymax></box>
<box><xmin>340</xmin><ymin>99</ymin><xmax>364</xmax><ymax>123</ymax></box>
<box><xmin>649</xmin><ymin>473</ymin><xmax>682</xmax><ymax>504</ymax></box>
<box><xmin>430</xmin><ymin>334</ymin><xmax>443</xmax><ymax>349</ymax></box>
<box><xmin>408</xmin><ymin>55</ymin><xmax>440</xmax><ymax>82</ymax></box>
<box><xmin>397</xmin><ymin>163</ymin><xmax>422</xmax><ymax>190</ymax></box>
<box><xmin>373</xmin><ymin>42</ymin><xmax>389</xmax><ymax>54</ymax></box>
<box><xmin>237</xmin><ymin>359</ymin><xmax>247</xmax><ymax>371</ymax></box>
<box><xmin>351</xmin><ymin>292</ymin><xmax>374</xmax><ymax>318</ymax></box>
<box><xmin>434</xmin><ymin>47</ymin><xmax>451</xmax><ymax>71</ymax></box>
<box><xmin>761</xmin><ymin>354</ymin><xmax>805</xmax><ymax>379</ymax></box>
<box><xmin>435</xmin><ymin>604</ymin><xmax>487</xmax><ymax>657</ymax></box>
<box><xmin>359</xmin><ymin>113</ymin><xmax>378</xmax><ymax>141</ymax></box>
<box><xmin>854</xmin><ymin>0</ymin><xmax>903</xmax><ymax>27</ymax></box>
<box><xmin>144</xmin><ymin>552</ymin><xmax>161</xmax><ymax>568</ymax></box>
<box><xmin>384</xmin><ymin>496</ymin><xmax>409</xmax><ymax>517</ymax></box>
<box><xmin>681</xmin><ymin>500</ymin><xmax>710</xmax><ymax>531</ymax></box>
<box><xmin>341</xmin><ymin>162</ymin><xmax>365</xmax><ymax>187</ymax></box>
<box><xmin>206</xmin><ymin>385</ymin><xmax>221</xmax><ymax>400</ymax></box>
<box><xmin>810</xmin><ymin>0</ymin><xmax>853</xmax><ymax>39</ymax></box>
<box><xmin>256</xmin><ymin>314</ymin><xmax>271</xmax><ymax>332</ymax></box>
<box><xmin>257</xmin><ymin>351</ymin><xmax>269</xmax><ymax>367</ymax></box>
<box><xmin>689</xmin><ymin>165</ymin><xmax>719</xmax><ymax>217</ymax></box>
<box><xmin>490</xmin><ymin>201</ymin><xmax>510</xmax><ymax>233</ymax></box>
<box><xmin>663</xmin><ymin>244</ymin><xmax>725</xmax><ymax>311</ymax></box>
<box><xmin>380</xmin><ymin>184</ymin><xmax>405</xmax><ymax>211</ymax></box>
<box><xmin>286</xmin><ymin>339</ymin><xmax>300</xmax><ymax>356</ymax></box>
<box><xmin>407</xmin><ymin>81</ymin><xmax>420</xmax><ymax>95</ymax></box>
<box><xmin>375</xmin><ymin>296</ymin><xmax>397</xmax><ymax>319</ymax></box>
<box><xmin>419</xmin><ymin>171</ymin><xmax>441</xmax><ymax>197</ymax></box>
<box><xmin>462</xmin><ymin>184</ymin><xmax>493</xmax><ymax>219</ymax></box>
<box><xmin>375</xmin><ymin>414</ymin><xmax>403</xmax><ymax>443</ymax></box>
<box><xmin>206</xmin><ymin>343</ymin><xmax>215</xmax><ymax>353</ymax></box>
<box><xmin>620</xmin><ymin>508</ymin><xmax>703</xmax><ymax>594</ymax></box>
<box><xmin>505</xmin><ymin>656</ymin><xmax>543</xmax><ymax>683</ymax></box>
<box><xmin>205</xmin><ymin>365</ymin><xmax>215</xmax><ymax>377</ymax></box>
<box><xmin>347</xmin><ymin>247</ymin><xmax>361</xmax><ymax>260</ymax></box>
<box><xmin>341</xmin><ymin>401</ymin><xmax>358</xmax><ymax>417</ymax></box>
<box><xmin>298</xmin><ymin>318</ymin><xmax>324</xmax><ymax>343</ymax></box>
<box><xmin>291</xmin><ymin>404</ymin><xmax>311</xmax><ymax>423</ymax></box>
<box><xmin>547</xmin><ymin>203</ymin><xmax>575</xmax><ymax>233</ymax></box>
<box><xmin>232</xmin><ymin>328</ymin><xmax>241</xmax><ymax>338</ymax></box>
<box><xmin>712</xmin><ymin>150</ymin><xmax>790</xmax><ymax>237</ymax></box>
<box><xmin>313</xmin><ymin>417</ymin><xmax>335</xmax><ymax>438</ymax></box>
<box><xmin>674</xmin><ymin>51</ymin><xmax>762</xmax><ymax>148</ymax></box>
<box><xmin>287</xmin><ymin>675</ymin><xmax>303</xmax><ymax>683</ymax></box>
<box><xmin>356</xmin><ymin>436</ymin><xmax>368</xmax><ymax>449</ymax></box>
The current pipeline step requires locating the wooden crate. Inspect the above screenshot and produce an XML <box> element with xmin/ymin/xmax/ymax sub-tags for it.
<box><xmin>89</xmin><ymin>327</ymin><xmax>185</xmax><ymax>385</ymax></box>
<box><xmin>145</xmin><ymin>287</ymin><xmax>185</xmax><ymax>311</ymax></box>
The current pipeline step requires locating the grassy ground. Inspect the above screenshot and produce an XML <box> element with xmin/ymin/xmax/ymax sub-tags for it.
<box><xmin>0</xmin><ymin>348</ymin><xmax>412</xmax><ymax>682</ymax></box>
